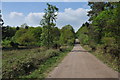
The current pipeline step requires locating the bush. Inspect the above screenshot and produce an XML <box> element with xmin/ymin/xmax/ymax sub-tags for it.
<box><xmin>18</xmin><ymin>33</ymin><xmax>36</xmax><ymax>46</ymax></box>
<box><xmin>102</xmin><ymin>37</ymin><xmax>116</xmax><ymax>46</ymax></box>
<box><xmin>2</xmin><ymin>39</ymin><xmax>11</xmax><ymax>47</ymax></box>
<box><xmin>2</xmin><ymin>39</ymin><xmax>19</xmax><ymax>48</ymax></box>
<box><xmin>2</xmin><ymin>26</ymin><xmax>17</xmax><ymax>40</ymax></box>
<box><xmin>52</xmin><ymin>42</ymin><xmax>61</xmax><ymax>49</ymax></box>
<box><xmin>106</xmin><ymin>44</ymin><xmax>119</xmax><ymax>57</ymax></box>
<box><xmin>13</xmin><ymin>27</ymin><xmax>42</xmax><ymax>46</ymax></box>
<box><xmin>78</xmin><ymin>34</ymin><xmax>89</xmax><ymax>45</ymax></box>
<box><xmin>67</xmin><ymin>39</ymin><xmax>75</xmax><ymax>46</ymax></box>
<box><xmin>101</xmin><ymin>37</ymin><xmax>119</xmax><ymax>56</ymax></box>
<box><xmin>89</xmin><ymin>41</ymin><xmax>97</xmax><ymax>51</ymax></box>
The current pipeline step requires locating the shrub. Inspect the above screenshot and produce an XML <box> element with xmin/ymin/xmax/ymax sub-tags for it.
<box><xmin>106</xmin><ymin>44</ymin><xmax>119</xmax><ymax>57</ymax></box>
<box><xmin>2</xmin><ymin>39</ymin><xmax>11</xmax><ymax>47</ymax></box>
<box><xmin>67</xmin><ymin>39</ymin><xmax>75</xmax><ymax>46</ymax></box>
<box><xmin>101</xmin><ymin>37</ymin><xmax>119</xmax><ymax>56</ymax></box>
<box><xmin>102</xmin><ymin>37</ymin><xmax>116</xmax><ymax>46</ymax></box>
<box><xmin>18</xmin><ymin>33</ymin><xmax>36</xmax><ymax>46</ymax></box>
<box><xmin>13</xmin><ymin>27</ymin><xmax>42</xmax><ymax>46</ymax></box>
<box><xmin>89</xmin><ymin>41</ymin><xmax>97</xmax><ymax>51</ymax></box>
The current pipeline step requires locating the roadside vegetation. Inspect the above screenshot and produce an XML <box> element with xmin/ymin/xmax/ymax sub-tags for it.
<box><xmin>2</xmin><ymin>3</ymin><xmax>75</xmax><ymax>78</ymax></box>
<box><xmin>76</xmin><ymin>2</ymin><xmax>120</xmax><ymax>72</ymax></box>
<box><xmin>3</xmin><ymin>45</ymin><xmax>73</xmax><ymax>79</ymax></box>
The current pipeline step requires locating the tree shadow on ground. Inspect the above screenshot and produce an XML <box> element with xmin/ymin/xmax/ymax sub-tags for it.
<box><xmin>71</xmin><ymin>50</ymin><xmax>89</xmax><ymax>52</ymax></box>
<box><xmin>2</xmin><ymin>46</ymin><xmax>40</xmax><ymax>51</ymax></box>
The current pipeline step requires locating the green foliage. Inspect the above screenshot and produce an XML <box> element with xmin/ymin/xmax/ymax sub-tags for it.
<box><xmin>18</xmin><ymin>33</ymin><xmax>36</xmax><ymax>46</ymax></box>
<box><xmin>2</xmin><ymin>45</ymin><xmax>73</xmax><ymax>78</ymax></box>
<box><xmin>77</xmin><ymin>2</ymin><xmax>119</xmax><ymax>56</ymax></box>
<box><xmin>40</xmin><ymin>26</ymin><xmax>53</xmax><ymax>47</ymax></box>
<box><xmin>13</xmin><ymin>29</ymin><xmax>27</xmax><ymax>42</ymax></box>
<box><xmin>88</xmin><ymin>2</ymin><xmax>106</xmax><ymax>21</ymax></box>
<box><xmin>19</xmin><ymin>46</ymin><xmax>73</xmax><ymax>78</ymax></box>
<box><xmin>101</xmin><ymin>37</ymin><xmax>119</xmax><ymax>56</ymax></box>
<box><xmin>2</xmin><ymin>26</ymin><xmax>17</xmax><ymax>40</ymax></box>
<box><xmin>40</xmin><ymin>3</ymin><xmax>59</xmax><ymax>48</ymax></box>
<box><xmin>2</xmin><ymin>39</ymin><xmax>11</xmax><ymax>47</ymax></box>
<box><xmin>30</xmin><ymin>27</ymin><xmax>42</xmax><ymax>42</ymax></box>
<box><xmin>51</xmin><ymin>27</ymin><xmax>61</xmax><ymax>48</ymax></box>
<box><xmin>2</xmin><ymin>3</ymin><xmax>75</xmax><ymax>49</ymax></box>
<box><xmin>13</xmin><ymin>27</ymin><xmax>42</xmax><ymax>46</ymax></box>
<box><xmin>76</xmin><ymin>25</ymin><xmax>89</xmax><ymax>45</ymax></box>
<box><xmin>52</xmin><ymin>27</ymin><xmax>60</xmax><ymax>42</ymax></box>
<box><xmin>101</xmin><ymin>37</ymin><xmax>116</xmax><ymax>45</ymax></box>
<box><xmin>2</xmin><ymin>48</ymin><xmax>55</xmax><ymax>78</ymax></box>
<box><xmin>60</xmin><ymin>25</ymin><xmax>75</xmax><ymax>46</ymax></box>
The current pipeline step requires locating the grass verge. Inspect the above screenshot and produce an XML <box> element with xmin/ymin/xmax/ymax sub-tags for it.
<box><xmin>81</xmin><ymin>44</ymin><xmax>119</xmax><ymax>72</ymax></box>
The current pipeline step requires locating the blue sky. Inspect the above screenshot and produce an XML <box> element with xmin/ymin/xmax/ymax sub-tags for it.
<box><xmin>3</xmin><ymin>2</ymin><xmax>89</xmax><ymax>14</ymax></box>
<box><xmin>2</xmin><ymin>2</ymin><xmax>90</xmax><ymax>31</ymax></box>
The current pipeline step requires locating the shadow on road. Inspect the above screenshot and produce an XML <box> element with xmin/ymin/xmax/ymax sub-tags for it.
<box><xmin>71</xmin><ymin>50</ymin><xmax>88</xmax><ymax>52</ymax></box>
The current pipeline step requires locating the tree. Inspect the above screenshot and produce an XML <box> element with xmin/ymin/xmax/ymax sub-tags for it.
<box><xmin>76</xmin><ymin>24</ymin><xmax>89</xmax><ymax>45</ymax></box>
<box><xmin>87</xmin><ymin>2</ymin><xmax>106</xmax><ymax>21</ymax></box>
<box><xmin>40</xmin><ymin>3</ymin><xmax>59</xmax><ymax>48</ymax></box>
<box><xmin>77</xmin><ymin>2</ymin><xmax>120</xmax><ymax>57</ymax></box>
<box><xmin>16</xmin><ymin>26</ymin><xmax>20</xmax><ymax>30</ymax></box>
<box><xmin>2</xmin><ymin>26</ymin><xmax>17</xmax><ymax>40</ymax></box>
<box><xmin>13</xmin><ymin>29</ymin><xmax>27</xmax><ymax>44</ymax></box>
<box><xmin>13</xmin><ymin>27</ymin><xmax>42</xmax><ymax>46</ymax></box>
<box><xmin>60</xmin><ymin>25</ymin><xmax>75</xmax><ymax>46</ymax></box>
<box><xmin>0</xmin><ymin>10</ymin><xmax>4</xmax><ymax>26</ymax></box>
<box><xmin>31</xmin><ymin>27</ymin><xmax>42</xmax><ymax>42</ymax></box>
<box><xmin>18</xmin><ymin>33</ymin><xmax>36</xmax><ymax>46</ymax></box>
<box><xmin>21</xmin><ymin>23</ymin><xmax>29</xmax><ymax>29</ymax></box>
<box><xmin>51</xmin><ymin>27</ymin><xmax>61</xmax><ymax>48</ymax></box>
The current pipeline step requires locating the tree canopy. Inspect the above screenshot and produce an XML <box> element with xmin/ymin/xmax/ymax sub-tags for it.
<box><xmin>77</xmin><ymin>2</ymin><xmax>120</xmax><ymax>57</ymax></box>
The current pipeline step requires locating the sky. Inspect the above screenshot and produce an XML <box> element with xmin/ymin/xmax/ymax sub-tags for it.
<box><xmin>2</xmin><ymin>2</ymin><xmax>90</xmax><ymax>32</ymax></box>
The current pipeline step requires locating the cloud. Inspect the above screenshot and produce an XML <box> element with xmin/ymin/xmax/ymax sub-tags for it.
<box><xmin>5</xmin><ymin>12</ymin><xmax>25</xmax><ymax>26</ymax></box>
<box><xmin>57</xmin><ymin>8</ymin><xmax>89</xmax><ymax>31</ymax></box>
<box><xmin>9</xmin><ymin>12</ymin><xmax>24</xmax><ymax>19</ymax></box>
<box><xmin>25</xmin><ymin>8</ymin><xmax>89</xmax><ymax>31</ymax></box>
<box><xmin>4</xmin><ymin>8</ymin><xmax>89</xmax><ymax>31</ymax></box>
<box><xmin>25</xmin><ymin>13</ymin><xmax>44</xmax><ymax>26</ymax></box>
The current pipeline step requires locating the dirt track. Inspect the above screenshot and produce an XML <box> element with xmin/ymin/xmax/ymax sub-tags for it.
<box><xmin>47</xmin><ymin>44</ymin><xmax>118</xmax><ymax>78</ymax></box>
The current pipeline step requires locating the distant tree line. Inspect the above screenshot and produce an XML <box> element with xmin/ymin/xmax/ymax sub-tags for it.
<box><xmin>1</xmin><ymin>24</ymin><xmax>75</xmax><ymax>49</ymax></box>
<box><xmin>1</xmin><ymin>3</ymin><xmax>75</xmax><ymax>49</ymax></box>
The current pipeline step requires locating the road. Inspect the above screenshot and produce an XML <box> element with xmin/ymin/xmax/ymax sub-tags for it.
<box><xmin>47</xmin><ymin>44</ymin><xmax>118</xmax><ymax>78</ymax></box>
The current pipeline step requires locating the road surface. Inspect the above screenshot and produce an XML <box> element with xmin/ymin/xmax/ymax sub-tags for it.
<box><xmin>47</xmin><ymin>44</ymin><xmax>118</xmax><ymax>78</ymax></box>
